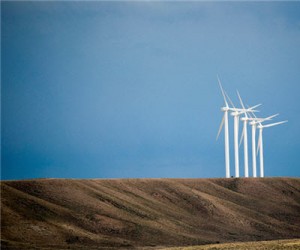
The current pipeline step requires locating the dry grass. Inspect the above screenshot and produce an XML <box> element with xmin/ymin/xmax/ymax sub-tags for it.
<box><xmin>1</xmin><ymin>178</ymin><xmax>300</xmax><ymax>249</ymax></box>
<box><xmin>161</xmin><ymin>238</ymin><xmax>300</xmax><ymax>250</ymax></box>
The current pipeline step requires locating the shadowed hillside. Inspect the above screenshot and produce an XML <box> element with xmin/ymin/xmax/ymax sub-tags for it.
<box><xmin>1</xmin><ymin>178</ymin><xmax>300</xmax><ymax>249</ymax></box>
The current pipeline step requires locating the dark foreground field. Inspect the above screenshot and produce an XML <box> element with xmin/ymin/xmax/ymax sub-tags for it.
<box><xmin>1</xmin><ymin>178</ymin><xmax>300</xmax><ymax>249</ymax></box>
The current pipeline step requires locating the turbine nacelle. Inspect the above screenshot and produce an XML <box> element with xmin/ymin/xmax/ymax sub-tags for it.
<box><xmin>221</xmin><ymin>107</ymin><xmax>230</xmax><ymax>112</ymax></box>
<box><xmin>250</xmin><ymin>120</ymin><xmax>264</xmax><ymax>126</ymax></box>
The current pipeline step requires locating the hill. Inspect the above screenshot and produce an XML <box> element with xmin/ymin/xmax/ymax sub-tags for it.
<box><xmin>1</xmin><ymin>178</ymin><xmax>300</xmax><ymax>249</ymax></box>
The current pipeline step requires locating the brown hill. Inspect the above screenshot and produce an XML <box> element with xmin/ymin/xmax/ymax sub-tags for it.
<box><xmin>1</xmin><ymin>178</ymin><xmax>300</xmax><ymax>249</ymax></box>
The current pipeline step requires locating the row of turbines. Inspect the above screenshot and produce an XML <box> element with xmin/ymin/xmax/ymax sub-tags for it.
<box><xmin>217</xmin><ymin>78</ymin><xmax>287</xmax><ymax>178</ymax></box>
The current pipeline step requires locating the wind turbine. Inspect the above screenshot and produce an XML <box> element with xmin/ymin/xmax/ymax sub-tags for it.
<box><xmin>224</xmin><ymin>92</ymin><xmax>260</xmax><ymax>178</ymax></box>
<box><xmin>216</xmin><ymin>77</ymin><xmax>231</xmax><ymax>178</ymax></box>
<box><xmin>237</xmin><ymin>91</ymin><xmax>250</xmax><ymax>177</ymax></box>
<box><xmin>248</xmin><ymin>111</ymin><xmax>280</xmax><ymax>177</ymax></box>
<box><xmin>257</xmin><ymin>120</ymin><xmax>288</xmax><ymax>177</ymax></box>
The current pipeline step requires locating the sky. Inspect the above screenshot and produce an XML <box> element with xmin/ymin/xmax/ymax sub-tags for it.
<box><xmin>2</xmin><ymin>1</ymin><xmax>300</xmax><ymax>180</ymax></box>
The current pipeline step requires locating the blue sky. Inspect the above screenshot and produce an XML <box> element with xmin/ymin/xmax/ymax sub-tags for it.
<box><xmin>2</xmin><ymin>1</ymin><xmax>300</xmax><ymax>180</ymax></box>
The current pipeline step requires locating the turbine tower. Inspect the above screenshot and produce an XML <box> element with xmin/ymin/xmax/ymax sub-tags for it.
<box><xmin>257</xmin><ymin>121</ymin><xmax>288</xmax><ymax>177</ymax></box>
<box><xmin>249</xmin><ymin>119</ymin><xmax>258</xmax><ymax>177</ymax></box>
<box><xmin>231</xmin><ymin>106</ymin><xmax>241</xmax><ymax>178</ymax></box>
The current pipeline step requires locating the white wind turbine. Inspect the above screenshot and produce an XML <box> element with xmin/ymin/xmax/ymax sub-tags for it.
<box><xmin>248</xmin><ymin>111</ymin><xmax>280</xmax><ymax>177</ymax></box>
<box><xmin>236</xmin><ymin>91</ymin><xmax>250</xmax><ymax>177</ymax></box>
<box><xmin>256</xmin><ymin>120</ymin><xmax>288</xmax><ymax>177</ymax></box>
<box><xmin>224</xmin><ymin>92</ymin><xmax>261</xmax><ymax>178</ymax></box>
<box><xmin>216</xmin><ymin>78</ymin><xmax>231</xmax><ymax>178</ymax></box>
<box><xmin>216</xmin><ymin>78</ymin><xmax>260</xmax><ymax>178</ymax></box>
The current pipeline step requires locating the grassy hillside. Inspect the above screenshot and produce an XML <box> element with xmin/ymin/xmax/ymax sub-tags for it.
<box><xmin>1</xmin><ymin>178</ymin><xmax>300</xmax><ymax>249</ymax></box>
<box><xmin>162</xmin><ymin>238</ymin><xmax>300</xmax><ymax>250</ymax></box>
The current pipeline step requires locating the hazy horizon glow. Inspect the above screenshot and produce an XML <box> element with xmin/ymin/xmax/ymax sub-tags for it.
<box><xmin>2</xmin><ymin>2</ymin><xmax>300</xmax><ymax>180</ymax></box>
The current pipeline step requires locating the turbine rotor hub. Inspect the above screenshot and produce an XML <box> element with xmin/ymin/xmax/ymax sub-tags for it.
<box><xmin>221</xmin><ymin>107</ymin><xmax>229</xmax><ymax>112</ymax></box>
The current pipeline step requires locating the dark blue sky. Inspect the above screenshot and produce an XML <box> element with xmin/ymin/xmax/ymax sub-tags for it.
<box><xmin>2</xmin><ymin>2</ymin><xmax>300</xmax><ymax>180</ymax></box>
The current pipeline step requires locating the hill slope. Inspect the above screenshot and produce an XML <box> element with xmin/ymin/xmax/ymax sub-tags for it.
<box><xmin>1</xmin><ymin>178</ymin><xmax>300</xmax><ymax>249</ymax></box>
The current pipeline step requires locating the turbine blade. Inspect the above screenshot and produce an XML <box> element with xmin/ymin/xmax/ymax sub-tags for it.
<box><xmin>248</xmin><ymin>110</ymin><xmax>253</xmax><ymax>118</ymax></box>
<box><xmin>216</xmin><ymin>114</ymin><xmax>225</xmax><ymax>140</ymax></box>
<box><xmin>237</xmin><ymin>90</ymin><xmax>247</xmax><ymax>118</ymax></box>
<box><xmin>257</xmin><ymin>132</ymin><xmax>261</xmax><ymax>156</ymax></box>
<box><xmin>239</xmin><ymin>125</ymin><xmax>244</xmax><ymax>147</ymax></box>
<box><xmin>247</xmin><ymin>103</ymin><xmax>262</xmax><ymax>111</ymax></box>
<box><xmin>217</xmin><ymin>76</ymin><xmax>228</xmax><ymax>108</ymax></box>
<box><xmin>248</xmin><ymin>107</ymin><xmax>258</xmax><ymax>119</ymax></box>
<box><xmin>225</xmin><ymin>91</ymin><xmax>236</xmax><ymax>109</ymax></box>
<box><xmin>264</xmin><ymin>113</ymin><xmax>279</xmax><ymax>120</ymax></box>
<box><xmin>263</xmin><ymin>120</ymin><xmax>288</xmax><ymax>128</ymax></box>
